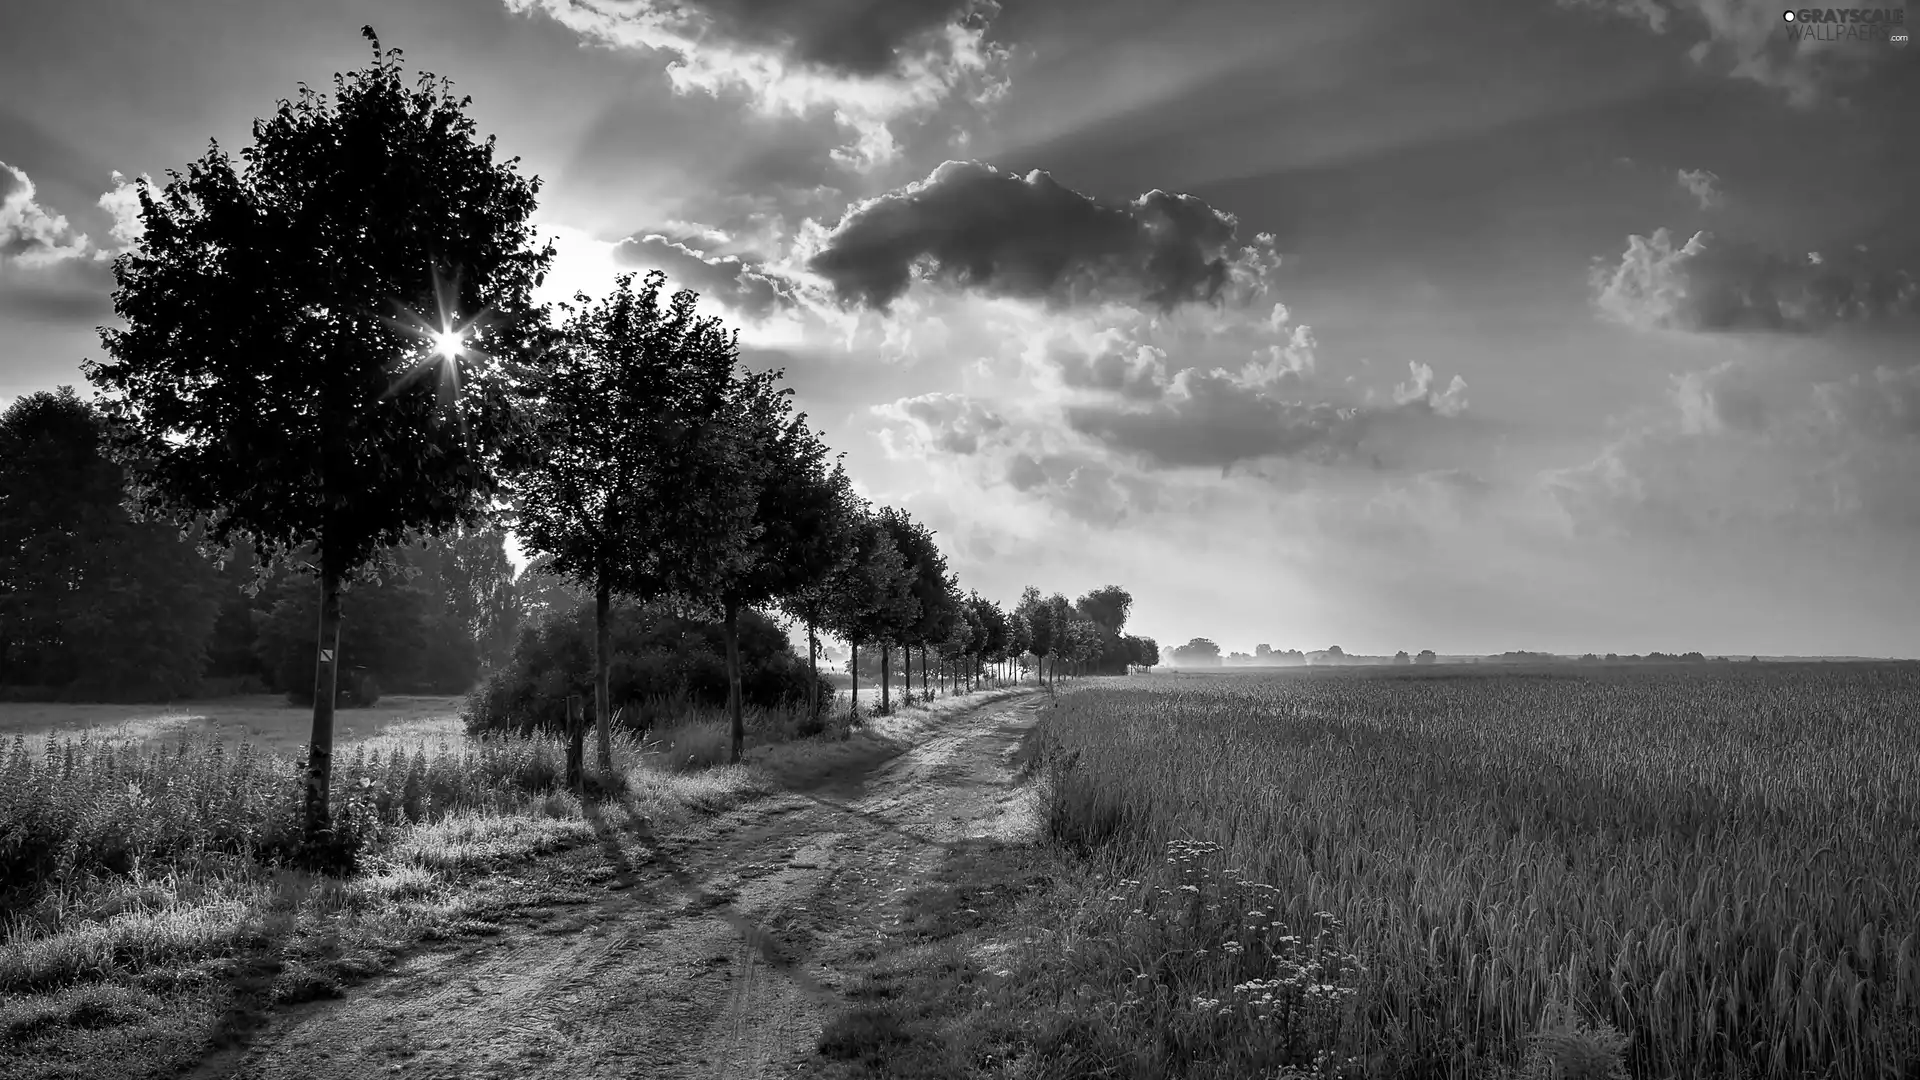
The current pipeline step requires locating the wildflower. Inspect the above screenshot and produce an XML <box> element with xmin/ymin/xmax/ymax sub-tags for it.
<box><xmin>1179</xmin><ymin>884</ymin><xmax>1200</xmax><ymax>894</ymax></box>
<box><xmin>1222</xmin><ymin>941</ymin><xmax>1245</xmax><ymax>955</ymax></box>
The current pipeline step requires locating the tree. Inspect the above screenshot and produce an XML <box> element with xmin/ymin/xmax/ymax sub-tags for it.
<box><xmin>1171</xmin><ymin>637</ymin><xmax>1222</xmax><ymax>665</ymax></box>
<box><xmin>680</xmin><ymin>365</ymin><xmax>851</xmax><ymax>763</ymax></box>
<box><xmin>1017</xmin><ymin>586</ymin><xmax>1055</xmax><ymax>686</ymax></box>
<box><xmin>1075</xmin><ymin>584</ymin><xmax>1137</xmax><ymax>674</ymax></box>
<box><xmin>508</xmin><ymin>271</ymin><xmax>748</xmax><ymax>784</ymax></box>
<box><xmin>879</xmin><ymin>508</ymin><xmax>954</xmax><ymax>708</ymax></box>
<box><xmin>871</xmin><ymin>508</ymin><xmax>932</xmax><ymax>713</ymax></box>
<box><xmin>1394</xmin><ymin>650</ymin><xmax>1411</xmax><ymax>665</ymax></box>
<box><xmin>822</xmin><ymin>509</ymin><xmax>916</xmax><ymax>718</ymax></box>
<box><xmin>938</xmin><ymin>602</ymin><xmax>974</xmax><ymax>695</ymax></box>
<box><xmin>0</xmin><ymin>388</ymin><xmax>224</xmax><ymax>698</ymax></box>
<box><xmin>82</xmin><ymin>29</ymin><xmax>555</xmax><ymax>846</ymax></box>
<box><xmin>515</xmin><ymin>551</ymin><xmax>589</xmax><ymax>629</ymax></box>
<box><xmin>1132</xmin><ymin>636</ymin><xmax>1160</xmax><ymax>670</ymax></box>
<box><xmin>1415</xmin><ymin>649</ymin><xmax>1437</xmax><ymax>665</ymax></box>
<box><xmin>775</xmin><ymin>462</ymin><xmax>860</xmax><ymax>727</ymax></box>
<box><xmin>410</xmin><ymin>523</ymin><xmax>520</xmax><ymax>673</ymax></box>
<box><xmin>1005</xmin><ymin>611</ymin><xmax>1032</xmax><ymax>685</ymax></box>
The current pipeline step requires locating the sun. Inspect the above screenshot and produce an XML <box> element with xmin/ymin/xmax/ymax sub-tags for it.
<box><xmin>429</xmin><ymin>327</ymin><xmax>465</xmax><ymax>360</ymax></box>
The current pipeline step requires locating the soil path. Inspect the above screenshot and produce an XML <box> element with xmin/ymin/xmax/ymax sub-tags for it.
<box><xmin>200</xmin><ymin>692</ymin><xmax>1048</xmax><ymax>1080</ymax></box>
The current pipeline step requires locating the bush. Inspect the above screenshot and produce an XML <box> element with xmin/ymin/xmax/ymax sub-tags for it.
<box><xmin>459</xmin><ymin>599</ymin><xmax>833</xmax><ymax>737</ymax></box>
<box><xmin>284</xmin><ymin>667</ymin><xmax>381</xmax><ymax>709</ymax></box>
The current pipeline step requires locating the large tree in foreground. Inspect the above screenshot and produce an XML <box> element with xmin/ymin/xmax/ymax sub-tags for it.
<box><xmin>82</xmin><ymin>28</ymin><xmax>555</xmax><ymax>847</ymax></box>
<box><xmin>509</xmin><ymin>271</ymin><xmax>749</xmax><ymax>784</ymax></box>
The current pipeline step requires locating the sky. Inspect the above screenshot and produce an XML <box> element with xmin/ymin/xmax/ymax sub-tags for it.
<box><xmin>2</xmin><ymin>0</ymin><xmax>1917</xmax><ymax>658</ymax></box>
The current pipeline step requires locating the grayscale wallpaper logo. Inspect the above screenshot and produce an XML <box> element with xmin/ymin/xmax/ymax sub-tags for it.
<box><xmin>1780</xmin><ymin>7</ymin><xmax>1909</xmax><ymax>45</ymax></box>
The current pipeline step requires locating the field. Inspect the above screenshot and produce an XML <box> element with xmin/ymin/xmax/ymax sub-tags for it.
<box><xmin>1017</xmin><ymin>664</ymin><xmax>1920</xmax><ymax>1080</ymax></box>
<box><xmin>0</xmin><ymin>694</ymin><xmax>470</xmax><ymax>755</ymax></box>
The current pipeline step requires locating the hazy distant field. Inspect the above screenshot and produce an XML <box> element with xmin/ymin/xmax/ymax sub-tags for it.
<box><xmin>1032</xmin><ymin>662</ymin><xmax>1920</xmax><ymax>1079</ymax></box>
<box><xmin>0</xmin><ymin>694</ymin><xmax>470</xmax><ymax>754</ymax></box>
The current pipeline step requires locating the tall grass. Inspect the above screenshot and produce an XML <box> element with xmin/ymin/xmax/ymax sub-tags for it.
<box><xmin>1029</xmin><ymin>664</ymin><xmax>1920</xmax><ymax>1079</ymax></box>
<box><xmin>0</xmin><ymin>716</ymin><xmax>766</xmax><ymax>994</ymax></box>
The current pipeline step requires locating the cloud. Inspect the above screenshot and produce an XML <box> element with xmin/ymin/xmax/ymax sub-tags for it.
<box><xmin>1554</xmin><ymin>0</ymin><xmax>1901</xmax><ymax>107</ymax></box>
<box><xmin>1</xmin><ymin>161</ymin><xmax>93</xmax><ymax>267</ymax></box>
<box><xmin>1548</xmin><ymin>352</ymin><xmax>1920</xmax><ymax>539</ymax></box>
<box><xmin>1590</xmin><ymin>228</ymin><xmax>1919</xmax><ymax>333</ymax></box>
<box><xmin>805</xmin><ymin>160</ymin><xmax>1280</xmax><ymax>312</ymax></box>
<box><xmin>1062</xmin><ymin>352</ymin><xmax>1469</xmax><ymax>475</ymax></box>
<box><xmin>0</xmin><ymin>164</ymin><xmax>144</xmax><ymax>323</ymax></box>
<box><xmin>502</xmin><ymin>0</ymin><xmax>1009</xmax><ymax>169</ymax></box>
<box><xmin>1043</xmin><ymin>328</ymin><xmax>1173</xmax><ymax>402</ymax></box>
<box><xmin>1675</xmin><ymin>167</ymin><xmax>1722</xmax><ymax>210</ymax></box>
<box><xmin>610</xmin><ymin>232</ymin><xmax>798</xmax><ymax>317</ymax></box>
<box><xmin>871</xmin><ymin>391</ymin><xmax>1007</xmax><ymax>456</ymax></box>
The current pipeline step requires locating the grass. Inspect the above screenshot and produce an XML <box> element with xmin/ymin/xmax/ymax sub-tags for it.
<box><xmin>0</xmin><ymin>678</ymin><xmax>1037</xmax><ymax>1078</ymax></box>
<box><xmin>0</xmin><ymin>693</ymin><xmax>471</xmax><ymax>755</ymax></box>
<box><xmin>985</xmin><ymin>664</ymin><xmax>1920</xmax><ymax>1080</ymax></box>
<box><xmin>0</xmin><ymin>697</ymin><xmax>778</xmax><ymax>1078</ymax></box>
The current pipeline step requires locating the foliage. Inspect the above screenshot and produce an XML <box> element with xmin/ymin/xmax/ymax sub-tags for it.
<box><xmin>1170</xmin><ymin>637</ymin><xmax>1223</xmax><ymax>665</ymax></box>
<box><xmin>0</xmin><ymin>389</ymin><xmax>224</xmax><ymax>701</ymax></box>
<box><xmin>459</xmin><ymin>599</ymin><xmax>830</xmax><ymax>737</ymax></box>
<box><xmin>84</xmin><ymin>27</ymin><xmax>555</xmax><ymax>581</ymax></box>
<box><xmin>81</xmin><ymin>27</ymin><xmax>557</xmax><ymax>839</ymax></box>
<box><xmin>250</xmin><ymin>546</ymin><xmax>476</xmax><ymax>700</ymax></box>
<box><xmin>514</xmin><ymin>551</ymin><xmax>589</xmax><ymax>630</ymax></box>
<box><xmin>505</xmin><ymin>267</ymin><xmax>754</xmax><ymax>776</ymax></box>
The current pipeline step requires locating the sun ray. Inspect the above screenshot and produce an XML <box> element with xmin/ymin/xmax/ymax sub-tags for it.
<box><xmin>378</xmin><ymin>262</ymin><xmax>498</xmax><ymax>441</ymax></box>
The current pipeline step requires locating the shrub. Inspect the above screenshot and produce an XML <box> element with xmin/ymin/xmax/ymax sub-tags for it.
<box><xmin>459</xmin><ymin>599</ymin><xmax>832</xmax><ymax>737</ymax></box>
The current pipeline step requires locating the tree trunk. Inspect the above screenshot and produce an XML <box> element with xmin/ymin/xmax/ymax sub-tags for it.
<box><xmin>303</xmin><ymin>565</ymin><xmax>344</xmax><ymax>845</ymax></box>
<box><xmin>565</xmin><ymin>692</ymin><xmax>584</xmax><ymax>790</ymax></box>
<box><xmin>724</xmin><ymin>599</ymin><xmax>745</xmax><ymax>764</ymax></box>
<box><xmin>594</xmin><ymin>577</ymin><xmax>614</xmax><ymax>773</ymax></box>
<box><xmin>880</xmin><ymin>643</ymin><xmax>891</xmax><ymax>713</ymax></box>
<box><xmin>850</xmin><ymin>641</ymin><xmax>859</xmax><ymax>718</ymax></box>
<box><xmin>806</xmin><ymin>618</ymin><xmax>819</xmax><ymax>723</ymax></box>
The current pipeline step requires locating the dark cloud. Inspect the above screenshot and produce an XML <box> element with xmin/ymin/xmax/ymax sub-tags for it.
<box><xmin>1001</xmin><ymin>450</ymin><xmax>1156</xmax><ymax>526</ymax></box>
<box><xmin>1049</xmin><ymin>336</ymin><xmax>1169</xmax><ymax>401</ymax></box>
<box><xmin>1063</xmin><ymin>355</ymin><xmax>1468</xmax><ymax>474</ymax></box>
<box><xmin>1065</xmin><ymin>385</ymin><xmax>1366</xmax><ymax>473</ymax></box>
<box><xmin>808</xmin><ymin>160</ymin><xmax>1276</xmax><ymax>312</ymax></box>
<box><xmin>1591</xmin><ymin>228</ymin><xmax>1920</xmax><ymax>333</ymax></box>
<box><xmin>611</xmin><ymin>233</ymin><xmax>797</xmax><ymax>317</ymax></box>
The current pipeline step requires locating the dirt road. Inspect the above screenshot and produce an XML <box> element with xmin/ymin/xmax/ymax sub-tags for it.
<box><xmin>197</xmin><ymin>692</ymin><xmax>1047</xmax><ymax>1080</ymax></box>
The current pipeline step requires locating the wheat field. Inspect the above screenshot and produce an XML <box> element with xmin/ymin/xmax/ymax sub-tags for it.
<box><xmin>1030</xmin><ymin>663</ymin><xmax>1920</xmax><ymax>1079</ymax></box>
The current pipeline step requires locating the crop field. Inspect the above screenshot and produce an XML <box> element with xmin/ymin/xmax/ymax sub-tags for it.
<box><xmin>1026</xmin><ymin>664</ymin><xmax>1920</xmax><ymax>1080</ymax></box>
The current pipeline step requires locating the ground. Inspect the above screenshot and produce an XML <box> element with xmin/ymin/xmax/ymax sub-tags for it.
<box><xmin>183</xmin><ymin>691</ymin><xmax>1049</xmax><ymax>1080</ymax></box>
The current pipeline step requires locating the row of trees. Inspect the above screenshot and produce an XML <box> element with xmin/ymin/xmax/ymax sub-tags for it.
<box><xmin>0</xmin><ymin>388</ymin><xmax>547</xmax><ymax>700</ymax></box>
<box><xmin>55</xmin><ymin>28</ymin><xmax>1155</xmax><ymax>851</ymax></box>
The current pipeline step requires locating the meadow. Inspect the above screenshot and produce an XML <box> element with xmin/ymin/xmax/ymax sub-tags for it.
<box><xmin>1014</xmin><ymin>663</ymin><xmax>1920</xmax><ymax>1080</ymax></box>
<box><xmin>0</xmin><ymin>694</ymin><xmax>471</xmax><ymax>755</ymax></box>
